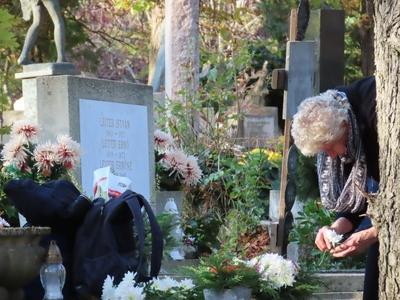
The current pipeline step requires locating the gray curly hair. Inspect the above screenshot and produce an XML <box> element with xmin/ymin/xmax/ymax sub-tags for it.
<box><xmin>291</xmin><ymin>90</ymin><xmax>349</xmax><ymax>156</ymax></box>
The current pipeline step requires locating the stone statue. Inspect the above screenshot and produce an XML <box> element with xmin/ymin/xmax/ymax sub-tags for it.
<box><xmin>18</xmin><ymin>0</ymin><xmax>66</xmax><ymax>65</ymax></box>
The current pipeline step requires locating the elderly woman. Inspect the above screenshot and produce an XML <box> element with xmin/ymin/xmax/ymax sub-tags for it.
<box><xmin>18</xmin><ymin>0</ymin><xmax>66</xmax><ymax>65</ymax></box>
<box><xmin>291</xmin><ymin>76</ymin><xmax>378</xmax><ymax>300</ymax></box>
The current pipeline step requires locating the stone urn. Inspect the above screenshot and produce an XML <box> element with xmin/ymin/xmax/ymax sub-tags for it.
<box><xmin>0</xmin><ymin>227</ymin><xmax>51</xmax><ymax>300</ymax></box>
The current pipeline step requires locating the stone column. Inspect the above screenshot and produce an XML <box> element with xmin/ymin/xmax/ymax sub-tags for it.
<box><xmin>165</xmin><ymin>0</ymin><xmax>200</xmax><ymax>124</ymax></box>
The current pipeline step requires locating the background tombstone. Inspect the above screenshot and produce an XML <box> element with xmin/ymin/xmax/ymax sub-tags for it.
<box><xmin>243</xmin><ymin>106</ymin><xmax>280</xmax><ymax>148</ymax></box>
<box><xmin>17</xmin><ymin>72</ymin><xmax>155</xmax><ymax>204</ymax></box>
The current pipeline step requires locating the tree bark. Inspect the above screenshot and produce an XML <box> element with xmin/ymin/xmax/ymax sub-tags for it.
<box><xmin>165</xmin><ymin>0</ymin><xmax>200</xmax><ymax>132</ymax></box>
<box><xmin>370</xmin><ymin>1</ymin><xmax>400</xmax><ymax>298</ymax></box>
<box><xmin>148</xmin><ymin>6</ymin><xmax>164</xmax><ymax>85</ymax></box>
<box><xmin>359</xmin><ymin>0</ymin><xmax>375</xmax><ymax>76</ymax></box>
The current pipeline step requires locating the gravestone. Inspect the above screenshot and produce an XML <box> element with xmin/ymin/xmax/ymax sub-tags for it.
<box><xmin>243</xmin><ymin>106</ymin><xmax>280</xmax><ymax>146</ymax></box>
<box><xmin>17</xmin><ymin>70</ymin><xmax>155</xmax><ymax>204</ymax></box>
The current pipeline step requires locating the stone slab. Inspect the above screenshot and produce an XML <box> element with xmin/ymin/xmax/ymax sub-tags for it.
<box><xmin>15</xmin><ymin>63</ymin><xmax>80</xmax><ymax>79</ymax></box>
<box><xmin>309</xmin><ymin>292</ymin><xmax>363</xmax><ymax>300</ymax></box>
<box><xmin>315</xmin><ymin>272</ymin><xmax>364</xmax><ymax>292</ymax></box>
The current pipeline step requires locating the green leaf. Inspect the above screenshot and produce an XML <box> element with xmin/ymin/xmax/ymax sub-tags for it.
<box><xmin>0</xmin><ymin>9</ymin><xmax>18</xmax><ymax>51</ymax></box>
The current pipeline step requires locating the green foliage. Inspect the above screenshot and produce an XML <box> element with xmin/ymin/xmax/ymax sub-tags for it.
<box><xmin>258</xmin><ymin>0</ymin><xmax>296</xmax><ymax>52</ymax></box>
<box><xmin>344</xmin><ymin>15</ymin><xmax>363</xmax><ymax>83</ymax></box>
<box><xmin>0</xmin><ymin>170</ymin><xmax>18</xmax><ymax>226</ymax></box>
<box><xmin>295</xmin><ymin>152</ymin><xmax>320</xmax><ymax>201</ymax></box>
<box><xmin>289</xmin><ymin>198</ymin><xmax>365</xmax><ymax>271</ymax></box>
<box><xmin>183</xmin><ymin>212</ymin><xmax>222</xmax><ymax>256</ymax></box>
<box><xmin>144</xmin><ymin>212</ymin><xmax>179</xmax><ymax>259</ymax></box>
<box><xmin>0</xmin><ymin>8</ymin><xmax>18</xmax><ymax>51</ymax></box>
<box><xmin>185</xmin><ymin>247</ymin><xmax>260</xmax><ymax>291</ymax></box>
<box><xmin>145</xmin><ymin>285</ymin><xmax>200</xmax><ymax>300</ymax></box>
<box><xmin>113</xmin><ymin>0</ymin><xmax>160</xmax><ymax>14</ymax></box>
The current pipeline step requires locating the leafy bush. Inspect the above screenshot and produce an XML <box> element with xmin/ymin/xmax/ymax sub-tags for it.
<box><xmin>290</xmin><ymin>198</ymin><xmax>365</xmax><ymax>271</ymax></box>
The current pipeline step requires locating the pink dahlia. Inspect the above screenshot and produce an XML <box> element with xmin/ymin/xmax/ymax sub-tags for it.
<box><xmin>11</xmin><ymin>120</ymin><xmax>38</xmax><ymax>142</ymax></box>
<box><xmin>56</xmin><ymin>135</ymin><xmax>80</xmax><ymax>169</ymax></box>
<box><xmin>154</xmin><ymin>129</ymin><xmax>174</xmax><ymax>152</ymax></box>
<box><xmin>181</xmin><ymin>155</ymin><xmax>202</xmax><ymax>186</ymax></box>
<box><xmin>33</xmin><ymin>142</ymin><xmax>58</xmax><ymax>177</ymax></box>
<box><xmin>1</xmin><ymin>136</ymin><xmax>29</xmax><ymax>170</ymax></box>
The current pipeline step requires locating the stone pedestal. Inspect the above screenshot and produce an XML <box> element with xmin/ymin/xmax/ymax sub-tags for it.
<box><xmin>18</xmin><ymin>72</ymin><xmax>155</xmax><ymax>204</ymax></box>
<box><xmin>15</xmin><ymin>63</ymin><xmax>79</xmax><ymax>79</ymax></box>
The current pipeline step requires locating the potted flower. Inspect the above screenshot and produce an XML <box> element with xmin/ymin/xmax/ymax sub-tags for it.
<box><xmin>0</xmin><ymin>120</ymin><xmax>79</xmax><ymax>224</ymax></box>
<box><xmin>186</xmin><ymin>248</ymin><xmax>259</xmax><ymax>300</ymax></box>
<box><xmin>153</xmin><ymin>129</ymin><xmax>202</xmax><ymax>221</ymax></box>
<box><xmin>154</xmin><ymin>129</ymin><xmax>202</xmax><ymax>191</ymax></box>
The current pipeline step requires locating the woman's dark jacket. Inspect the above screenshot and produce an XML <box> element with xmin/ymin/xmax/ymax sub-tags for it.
<box><xmin>336</xmin><ymin>76</ymin><xmax>378</xmax><ymax>229</ymax></box>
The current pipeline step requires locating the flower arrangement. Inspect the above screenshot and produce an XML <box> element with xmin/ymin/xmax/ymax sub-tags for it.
<box><xmin>154</xmin><ymin>129</ymin><xmax>202</xmax><ymax>191</ymax></box>
<box><xmin>101</xmin><ymin>272</ymin><xmax>197</xmax><ymax>300</ymax></box>
<box><xmin>0</xmin><ymin>120</ymin><xmax>80</xmax><ymax>225</ymax></box>
<box><xmin>102</xmin><ymin>272</ymin><xmax>146</xmax><ymax>300</ymax></box>
<box><xmin>185</xmin><ymin>247</ymin><xmax>317</xmax><ymax>299</ymax></box>
<box><xmin>2</xmin><ymin>120</ymin><xmax>80</xmax><ymax>182</ymax></box>
<box><xmin>186</xmin><ymin>249</ymin><xmax>260</xmax><ymax>292</ymax></box>
<box><xmin>247</xmin><ymin>253</ymin><xmax>297</xmax><ymax>290</ymax></box>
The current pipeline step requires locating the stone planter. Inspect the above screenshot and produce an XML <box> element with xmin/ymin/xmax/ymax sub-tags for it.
<box><xmin>203</xmin><ymin>286</ymin><xmax>252</xmax><ymax>300</ymax></box>
<box><xmin>0</xmin><ymin>227</ymin><xmax>51</xmax><ymax>300</ymax></box>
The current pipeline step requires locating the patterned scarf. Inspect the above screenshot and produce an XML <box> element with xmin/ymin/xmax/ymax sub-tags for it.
<box><xmin>316</xmin><ymin>91</ymin><xmax>367</xmax><ymax>213</ymax></box>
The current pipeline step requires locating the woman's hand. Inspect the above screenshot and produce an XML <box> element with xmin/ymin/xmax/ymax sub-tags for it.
<box><xmin>315</xmin><ymin>226</ymin><xmax>336</xmax><ymax>251</ymax></box>
<box><xmin>315</xmin><ymin>217</ymin><xmax>353</xmax><ymax>251</ymax></box>
<box><xmin>331</xmin><ymin>227</ymin><xmax>378</xmax><ymax>257</ymax></box>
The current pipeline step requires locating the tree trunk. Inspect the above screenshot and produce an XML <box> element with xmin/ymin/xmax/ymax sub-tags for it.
<box><xmin>359</xmin><ymin>0</ymin><xmax>375</xmax><ymax>76</ymax></box>
<box><xmin>148</xmin><ymin>6</ymin><xmax>164</xmax><ymax>86</ymax></box>
<box><xmin>165</xmin><ymin>0</ymin><xmax>200</xmax><ymax>132</ymax></box>
<box><xmin>370</xmin><ymin>1</ymin><xmax>400</xmax><ymax>298</ymax></box>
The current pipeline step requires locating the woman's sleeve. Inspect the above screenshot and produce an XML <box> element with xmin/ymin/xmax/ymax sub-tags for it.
<box><xmin>335</xmin><ymin>212</ymin><xmax>365</xmax><ymax>230</ymax></box>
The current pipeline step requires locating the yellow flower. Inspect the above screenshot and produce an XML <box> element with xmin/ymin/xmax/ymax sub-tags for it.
<box><xmin>266</xmin><ymin>150</ymin><xmax>282</xmax><ymax>167</ymax></box>
<box><xmin>250</xmin><ymin>148</ymin><xmax>268</xmax><ymax>156</ymax></box>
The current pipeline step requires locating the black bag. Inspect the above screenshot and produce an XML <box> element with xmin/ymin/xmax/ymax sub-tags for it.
<box><xmin>73</xmin><ymin>190</ymin><xmax>163</xmax><ymax>299</ymax></box>
<box><xmin>4</xmin><ymin>179</ymin><xmax>90</xmax><ymax>233</ymax></box>
<box><xmin>4</xmin><ymin>179</ymin><xmax>92</xmax><ymax>300</ymax></box>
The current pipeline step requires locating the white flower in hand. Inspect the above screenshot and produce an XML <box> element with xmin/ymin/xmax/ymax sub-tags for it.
<box><xmin>326</xmin><ymin>229</ymin><xmax>343</xmax><ymax>246</ymax></box>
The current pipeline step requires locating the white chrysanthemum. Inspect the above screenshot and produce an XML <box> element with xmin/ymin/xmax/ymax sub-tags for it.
<box><xmin>160</xmin><ymin>149</ymin><xmax>187</xmax><ymax>174</ymax></box>
<box><xmin>179</xmin><ymin>278</ymin><xmax>195</xmax><ymax>290</ymax></box>
<box><xmin>151</xmin><ymin>276</ymin><xmax>195</xmax><ymax>292</ymax></box>
<box><xmin>248</xmin><ymin>253</ymin><xmax>297</xmax><ymax>289</ymax></box>
<box><xmin>181</xmin><ymin>155</ymin><xmax>202</xmax><ymax>186</ymax></box>
<box><xmin>114</xmin><ymin>272</ymin><xmax>145</xmax><ymax>300</ymax></box>
<box><xmin>33</xmin><ymin>142</ymin><xmax>59</xmax><ymax>177</ymax></box>
<box><xmin>1</xmin><ymin>136</ymin><xmax>29</xmax><ymax>170</ymax></box>
<box><xmin>151</xmin><ymin>276</ymin><xmax>179</xmax><ymax>291</ymax></box>
<box><xmin>115</xmin><ymin>285</ymin><xmax>145</xmax><ymax>300</ymax></box>
<box><xmin>325</xmin><ymin>229</ymin><xmax>343</xmax><ymax>246</ymax></box>
<box><xmin>154</xmin><ymin>129</ymin><xmax>174</xmax><ymax>152</ymax></box>
<box><xmin>56</xmin><ymin>135</ymin><xmax>80</xmax><ymax>169</ymax></box>
<box><xmin>11</xmin><ymin>120</ymin><xmax>39</xmax><ymax>142</ymax></box>
<box><xmin>101</xmin><ymin>275</ymin><xmax>116</xmax><ymax>300</ymax></box>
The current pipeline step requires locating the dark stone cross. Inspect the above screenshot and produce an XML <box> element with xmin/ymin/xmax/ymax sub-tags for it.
<box><xmin>270</xmin><ymin>3</ymin><xmax>345</xmax><ymax>255</ymax></box>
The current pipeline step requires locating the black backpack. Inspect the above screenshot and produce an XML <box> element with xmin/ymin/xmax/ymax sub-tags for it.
<box><xmin>73</xmin><ymin>190</ymin><xmax>163</xmax><ymax>299</ymax></box>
